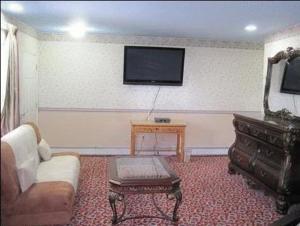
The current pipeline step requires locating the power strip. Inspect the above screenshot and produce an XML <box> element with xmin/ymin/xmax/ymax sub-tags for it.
<box><xmin>154</xmin><ymin>117</ymin><xmax>171</xmax><ymax>123</ymax></box>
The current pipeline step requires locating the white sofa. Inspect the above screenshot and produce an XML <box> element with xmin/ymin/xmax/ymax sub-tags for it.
<box><xmin>1</xmin><ymin>123</ymin><xmax>80</xmax><ymax>226</ymax></box>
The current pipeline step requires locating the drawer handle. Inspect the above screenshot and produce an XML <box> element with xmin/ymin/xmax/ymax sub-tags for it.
<box><xmin>245</xmin><ymin>140</ymin><xmax>251</xmax><ymax>147</ymax></box>
<box><xmin>260</xmin><ymin>170</ymin><xmax>266</xmax><ymax>177</ymax></box>
<box><xmin>269</xmin><ymin>136</ymin><xmax>278</xmax><ymax>144</ymax></box>
<box><xmin>266</xmin><ymin>150</ymin><xmax>273</xmax><ymax>157</ymax></box>
<box><xmin>257</xmin><ymin>149</ymin><xmax>261</xmax><ymax>153</ymax></box>
<box><xmin>252</xmin><ymin>129</ymin><xmax>260</xmax><ymax>136</ymax></box>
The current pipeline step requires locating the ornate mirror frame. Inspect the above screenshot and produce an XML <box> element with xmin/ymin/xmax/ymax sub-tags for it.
<box><xmin>263</xmin><ymin>47</ymin><xmax>300</xmax><ymax>122</ymax></box>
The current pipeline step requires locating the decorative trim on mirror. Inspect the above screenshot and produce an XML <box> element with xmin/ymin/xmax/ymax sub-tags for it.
<box><xmin>263</xmin><ymin>47</ymin><xmax>300</xmax><ymax>122</ymax></box>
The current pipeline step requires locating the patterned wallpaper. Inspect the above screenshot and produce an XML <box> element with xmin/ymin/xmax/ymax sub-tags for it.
<box><xmin>265</xmin><ymin>24</ymin><xmax>300</xmax><ymax>44</ymax></box>
<box><xmin>38</xmin><ymin>40</ymin><xmax>264</xmax><ymax>111</ymax></box>
<box><xmin>18</xmin><ymin>31</ymin><xmax>39</xmax><ymax>123</ymax></box>
<box><xmin>37</xmin><ymin>33</ymin><xmax>263</xmax><ymax>50</ymax></box>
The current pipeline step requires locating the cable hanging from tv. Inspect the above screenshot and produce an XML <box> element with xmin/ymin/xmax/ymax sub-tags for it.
<box><xmin>146</xmin><ymin>86</ymin><xmax>161</xmax><ymax>121</ymax></box>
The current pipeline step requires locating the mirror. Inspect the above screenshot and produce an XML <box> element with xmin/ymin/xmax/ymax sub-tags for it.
<box><xmin>264</xmin><ymin>47</ymin><xmax>300</xmax><ymax>121</ymax></box>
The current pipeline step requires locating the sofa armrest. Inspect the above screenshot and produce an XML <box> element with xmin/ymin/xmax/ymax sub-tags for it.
<box><xmin>4</xmin><ymin>182</ymin><xmax>75</xmax><ymax>226</ymax></box>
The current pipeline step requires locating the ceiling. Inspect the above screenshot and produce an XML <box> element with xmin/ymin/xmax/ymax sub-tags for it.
<box><xmin>1</xmin><ymin>1</ymin><xmax>300</xmax><ymax>42</ymax></box>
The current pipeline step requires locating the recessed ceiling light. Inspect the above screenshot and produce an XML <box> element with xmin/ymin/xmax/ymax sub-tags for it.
<box><xmin>68</xmin><ymin>21</ymin><xmax>87</xmax><ymax>39</ymax></box>
<box><xmin>7</xmin><ymin>2</ymin><xmax>24</xmax><ymax>13</ymax></box>
<box><xmin>244</xmin><ymin>24</ymin><xmax>257</xmax><ymax>32</ymax></box>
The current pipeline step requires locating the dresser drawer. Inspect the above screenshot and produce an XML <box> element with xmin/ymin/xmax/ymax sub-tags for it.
<box><xmin>234</xmin><ymin>120</ymin><xmax>250</xmax><ymax>134</ymax></box>
<box><xmin>236</xmin><ymin>133</ymin><xmax>258</xmax><ymax>156</ymax></box>
<box><xmin>248</xmin><ymin>125</ymin><xmax>268</xmax><ymax>141</ymax></box>
<box><xmin>235</xmin><ymin>119</ymin><xmax>284</xmax><ymax>148</ymax></box>
<box><xmin>231</xmin><ymin>148</ymin><xmax>252</xmax><ymax>173</ymax></box>
<box><xmin>266</xmin><ymin>132</ymin><xmax>284</xmax><ymax>148</ymax></box>
<box><xmin>256</xmin><ymin>143</ymin><xmax>283</xmax><ymax>169</ymax></box>
<box><xmin>253</xmin><ymin>160</ymin><xmax>280</xmax><ymax>190</ymax></box>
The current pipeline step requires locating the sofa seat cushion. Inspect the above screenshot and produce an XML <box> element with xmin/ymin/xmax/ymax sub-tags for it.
<box><xmin>9</xmin><ymin>181</ymin><xmax>75</xmax><ymax>216</ymax></box>
<box><xmin>36</xmin><ymin>156</ymin><xmax>80</xmax><ymax>191</ymax></box>
<box><xmin>17</xmin><ymin>157</ymin><xmax>38</xmax><ymax>192</ymax></box>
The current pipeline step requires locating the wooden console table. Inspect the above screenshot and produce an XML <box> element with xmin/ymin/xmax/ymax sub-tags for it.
<box><xmin>130</xmin><ymin>120</ymin><xmax>186</xmax><ymax>162</ymax></box>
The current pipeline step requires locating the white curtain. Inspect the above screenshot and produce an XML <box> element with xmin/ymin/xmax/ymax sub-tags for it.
<box><xmin>1</xmin><ymin>24</ymin><xmax>20</xmax><ymax>136</ymax></box>
<box><xmin>1</xmin><ymin>29</ymin><xmax>9</xmax><ymax>111</ymax></box>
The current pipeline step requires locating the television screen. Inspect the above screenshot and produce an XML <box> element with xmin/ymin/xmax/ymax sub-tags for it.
<box><xmin>280</xmin><ymin>56</ymin><xmax>300</xmax><ymax>95</ymax></box>
<box><xmin>123</xmin><ymin>46</ymin><xmax>185</xmax><ymax>86</ymax></box>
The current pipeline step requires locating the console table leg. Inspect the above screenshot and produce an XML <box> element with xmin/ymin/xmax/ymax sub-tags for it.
<box><xmin>176</xmin><ymin>134</ymin><xmax>180</xmax><ymax>157</ymax></box>
<box><xmin>109</xmin><ymin>192</ymin><xmax>119</xmax><ymax>224</ymax></box>
<box><xmin>131</xmin><ymin>131</ymin><xmax>136</xmax><ymax>156</ymax></box>
<box><xmin>178</xmin><ymin>132</ymin><xmax>185</xmax><ymax>162</ymax></box>
<box><xmin>172</xmin><ymin>189</ymin><xmax>182</xmax><ymax>221</ymax></box>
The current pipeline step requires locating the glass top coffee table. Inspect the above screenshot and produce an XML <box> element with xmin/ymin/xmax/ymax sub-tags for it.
<box><xmin>108</xmin><ymin>156</ymin><xmax>182</xmax><ymax>224</ymax></box>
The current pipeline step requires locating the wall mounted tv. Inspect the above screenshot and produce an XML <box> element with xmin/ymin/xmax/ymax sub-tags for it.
<box><xmin>123</xmin><ymin>46</ymin><xmax>185</xmax><ymax>86</ymax></box>
<box><xmin>280</xmin><ymin>56</ymin><xmax>300</xmax><ymax>95</ymax></box>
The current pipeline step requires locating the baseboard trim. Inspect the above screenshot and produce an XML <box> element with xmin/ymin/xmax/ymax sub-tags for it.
<box><xmin>51</xmin><ymin>147</ymin><xmax>229</xmax><ymax>156</ymax></box>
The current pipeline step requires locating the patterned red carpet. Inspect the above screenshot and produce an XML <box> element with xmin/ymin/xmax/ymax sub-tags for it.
<box><xmin>64</xmin><ymin>156</ymin><xmax>281</xmax><ymax>226</ymax></box>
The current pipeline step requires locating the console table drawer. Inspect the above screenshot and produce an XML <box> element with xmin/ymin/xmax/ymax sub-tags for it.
<box><xmin>133</xmin><ymin>126</ymin><xmax>182</xmax><ymax>133</ymax></box>
<box><xmin>134</xmin><ymin>127</ymin><xmax>156</xmax><ymax>133</ymax></box>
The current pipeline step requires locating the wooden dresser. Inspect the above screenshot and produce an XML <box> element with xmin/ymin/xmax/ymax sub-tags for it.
<box><xmin>228</xmin><ymin>113</ymin><xmax>300</xmax><ymax>214</ymax></box>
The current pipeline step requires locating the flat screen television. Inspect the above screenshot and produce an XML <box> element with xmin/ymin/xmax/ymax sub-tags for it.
<box><xmin>280</xmin><ymin>56</ymin><xmax>300</xmax><ymax>95</ymax></box>
<box><xmin>123</xmin><ymin>46</ymin><xmax>185</xmax><ymax>86</ymax></box>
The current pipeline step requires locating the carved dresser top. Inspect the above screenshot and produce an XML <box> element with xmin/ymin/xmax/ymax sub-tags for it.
<box><xmin>234</xmin><ymin>113</ymin><xmax>300</xmax><ymax>133</ymax></box>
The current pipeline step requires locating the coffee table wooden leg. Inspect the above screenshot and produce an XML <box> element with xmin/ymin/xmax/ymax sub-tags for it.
<box><xmin>109</xmin><ymin>192</ymin><xmax>118</xmax><ymax>224</ymax></box>
<box><xmin>172</xmin><ymin>188</ymin><xmax>182</xmax><ymax>221</ymax></box>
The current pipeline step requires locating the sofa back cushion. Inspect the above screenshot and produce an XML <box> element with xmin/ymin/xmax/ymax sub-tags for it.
<box><xmin>2</xmin><ymin>124</ymin><xmax>40</xmax><ymax>169</ymax></box>
<box><xmin>1</xmin><ymin>124</ymin><xmax>40</xmax><ymax>193</ymax></box>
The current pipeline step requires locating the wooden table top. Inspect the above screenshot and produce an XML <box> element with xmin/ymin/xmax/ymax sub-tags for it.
<box><xmin>131</xmin><ymin>120</ymin><xmax>186</xmax><ymax>127</ymax></box>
